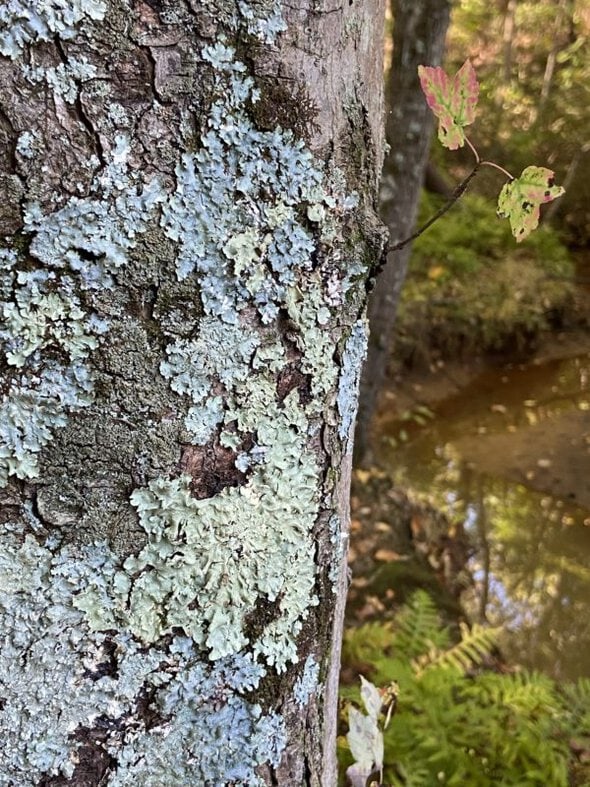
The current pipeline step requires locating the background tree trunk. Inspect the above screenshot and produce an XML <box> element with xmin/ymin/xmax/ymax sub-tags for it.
<box><xmin>0</xmin><ymin>2</ymin><xmax>385</xmax><ymax>784</ymax></box>
<box><xmin>355</xmin><ymin>0</ymin><xmax>451</xmax><ymax>461</ymax></box>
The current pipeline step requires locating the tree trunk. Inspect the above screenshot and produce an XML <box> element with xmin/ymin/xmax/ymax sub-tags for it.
<box><xmin>501</xmin><ymin>0</ymin><xmax>517</xmax><ymax>85</ymax></box>
<box><xmin>355</xmin><ymin>0</ymin><xmax>450</xmax><ymax>461</ymax></box>
<box><xmin>0</xmin><ymin>2</ymin><xmax>385</xmax><ymax>785</ymax></box>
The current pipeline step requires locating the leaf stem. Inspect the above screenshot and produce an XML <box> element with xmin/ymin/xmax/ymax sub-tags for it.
<box><xmin>387</xmin><ymin>164</ymin><xmax>480</xmax><ymax>253</ymax></box>
<box><xmin>465</xmin><ymin>135</ymin><xmax>480</xmax><ymax>164</ymax></box>
<box><xmin>480</xmin><ymin>160</ymin><xmax>514</xmax><ymax>180</ymax></box>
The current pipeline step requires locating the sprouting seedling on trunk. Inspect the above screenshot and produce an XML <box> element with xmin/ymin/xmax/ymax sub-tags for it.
<box><xmin>389</xmin><ymin>60</ymin><xmax>565</xmax><ymax>253</ymax></box>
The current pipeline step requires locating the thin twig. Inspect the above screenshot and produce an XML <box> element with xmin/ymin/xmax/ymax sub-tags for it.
<box><xmin>387</xmin><ymin>164</ymin><xmax>480</xmax><ymax>253</ymax></box>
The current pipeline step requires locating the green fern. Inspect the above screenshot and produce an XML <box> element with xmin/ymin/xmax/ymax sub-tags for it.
<box><xmin>391</xmin><ymin>589</ymin><xmax>450</xmax><ymax>660</ymax></box>
<box><xmin>562</xmin><ymin>677</ymin><xmax>590</xmax><ymax>727</ymax></box>
<box><xmin>340</xmin><ymin>591</ymin><xmax>590</xmax><ymax>786</ymax></box>
<box><xmin>342</xmin><ymin>620</ymin><xmax>395</xmax><ymax>671</ymax></box>
<box><xmin>472</xmin><ymin>670</ymin><xmax>560</xmax><ymax>716</ymax></box>
<box><xmin>414</xmin><ymin>621</ymin><xmax>498</xmax><ymax>675</ymax></box>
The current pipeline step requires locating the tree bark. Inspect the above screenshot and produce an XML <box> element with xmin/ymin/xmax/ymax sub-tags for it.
<box><xmin>0</xmin><ymin>2</ymin><xmax>385</xmax><ymax>784</ymax></box>
<box><xmin>355</xmin><ymin>0</ymin><xmax>450</xmax><ymax>461</ymax></box>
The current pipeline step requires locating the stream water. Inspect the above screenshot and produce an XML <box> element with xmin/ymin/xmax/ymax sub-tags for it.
<box><xmin>377</xmin><ymin>351</ymin><xmax>590</xmax><ymax>681</ymax></box>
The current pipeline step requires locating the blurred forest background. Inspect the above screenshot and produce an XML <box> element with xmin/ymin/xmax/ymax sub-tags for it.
<box><xmin>340</xmin><ymin>1</ymin><xmax>590</xmax><ymax>784</ymax></box>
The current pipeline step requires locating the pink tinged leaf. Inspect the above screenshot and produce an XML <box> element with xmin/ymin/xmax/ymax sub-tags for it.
<box><xmin>451</xmin><ymin>59</ymin><xmax>479</xmax><ymax>129</ymax></box>
<box><xmin>497</xmin><ymin>166</ymin><xmax>565</xmax><ymax>242</ymax></box>
<box><xmin>418</xmin><ymin>60</ymin><xmax>479</xmax><ymax>150</ymax></box>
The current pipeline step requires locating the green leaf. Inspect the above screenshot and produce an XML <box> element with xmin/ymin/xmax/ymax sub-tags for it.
<box><xmin>418</xmin><ymin>59</ymin><xmax>479</xmax><ymax>150</ymax></box>
<box><xmin>497</xmin><ymin>166</ymin><xmax>565</xmax><ymax>241</ymax></box>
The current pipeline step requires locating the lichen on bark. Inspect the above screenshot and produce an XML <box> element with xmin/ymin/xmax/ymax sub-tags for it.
<box><xmin>0</xmin><ymin>0</ymin><xmax>385</xmax><ymax>783</ymax></box>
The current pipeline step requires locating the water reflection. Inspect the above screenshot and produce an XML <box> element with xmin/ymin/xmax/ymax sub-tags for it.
<box><xmin>379</xmin><ymin>353</ymin><xmax>590</xmax><ymax>680</ymax></box>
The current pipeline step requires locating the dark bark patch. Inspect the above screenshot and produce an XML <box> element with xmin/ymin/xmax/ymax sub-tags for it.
<box><xmin>180</xmin><ymin>432</ymin><xmax>253</xmax><ymax>499</ymax></box>
<box><xmin>277</xmin><ymin>364</ymin><xmax>312</xmax><ymax>405</ymax></box>
<box><xmin>134</xmin><ymin>683</ymin><xmax>167</xmax><ymax>731</ymax></box>
<box><xmin>39</xmin><ymin>685</ymin><xmax>167</xmax><ymax>786</ymax></box>
<box><xmin>246</xmin><ymin>76</ymin><xmax>320</xmax><ymax>143</ymax></box>
<box><xmin>83</xmin><ymin>637</ymin><xmax>118</xmax><ymax>681</ymax></box>
<box><xmin>39</xmin><ymin>723</ymin><xmax>116</xmax><ymax>787</ymax></box>
<box><xmin>244</xmin><ymin>594</ymin><xmax>283</xmax><ymax>645</ymax></box>
<box><xmin>0</xmin><ymin>174</ymin><xmax>24</xmax><ymax>234</ymax></box>
<box><xmin>110</xmin><ymin>49</ymin><xmax>154</xmax><ymax>105</ymax></box>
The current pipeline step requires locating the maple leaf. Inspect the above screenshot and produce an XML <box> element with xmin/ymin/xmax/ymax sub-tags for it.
<box><xmin>418</xmin><ymin>59</ymin><xmax>479</xmax><ymax>150</ymax></box>
<box><xmin>497</xmin><ymin>166</ymin><xmax>565</xmax><ymax>241</ymax></box>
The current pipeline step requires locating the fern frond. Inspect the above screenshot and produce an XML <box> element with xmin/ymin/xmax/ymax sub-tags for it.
<box><xmin>562</xmin><ymin>676</ymin><xmax>590</xmax><ymax>725</ymax></box>
<box><xmin>342</xmin><ymin>621</ymin><xmax>395</xmax><ymax>668</ymax></box>
<box><xmin>473</xmin><ymin>670</ymin><xmax>561</xmax><ymax>717</ymax></box>
<box><xmin>503</xmin><ymin>671</ymin><xmax>558</xmax><ymax>714</ymax></box>
<box><xmin>414</xmin><ymin>622</ymin><xmax>498</xmax><ymax>675</ymax></box>
<box><xmin>392</xmin><ymin>590</ymin><xmax>449</xmax><ymax>660</ymax></box>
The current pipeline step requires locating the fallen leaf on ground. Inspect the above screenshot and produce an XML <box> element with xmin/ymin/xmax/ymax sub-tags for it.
<box><xmin>374</xmin><ymin>548</ymin><xmax>403</xmax><ymax>562</ymax></box>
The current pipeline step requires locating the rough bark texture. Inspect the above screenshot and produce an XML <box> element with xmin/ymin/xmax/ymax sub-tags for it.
<box><xmin>355</xmin><ymin>0</ymin><xmax>450</xmax><ymax>461</ymax></box>
<box><xmin>0</xmin><ymin>1</ymin><xmax>384</xmax><ymax>785</ymax></box>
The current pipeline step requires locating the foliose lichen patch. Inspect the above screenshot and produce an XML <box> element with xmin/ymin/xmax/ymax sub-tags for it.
<box><xmin>75</xmin><ymin>386</ymin><xmax>320</xmax><ymax>671</ymax></box>
<box><xmin>23</xmin><ymin>58</ymin><xmax>99</xmax><ymax>104</ymax></box>
<box><xmin>0</xmin><ymin>529</ymin><xmax>284</xmax><ymax>784</ymax></box>
<box><xmin>0</xmin><ymin>136</ymin><xmax>162</xmax><ymax>485</ymax></box>
<box><xmin>160</xmin><ymin>42</ymin><xmax>330</xmax><ymax>326</ymax></box>
<box><xmin>293</xmin><ymin>654</ymin><xmax>321</xmax><ymax>707</ymax></box>
<box><xmin>0</xmin><ymin>0</ymin><xmax>107</xmax><ymax>59</ymax></box>
<box><xmin>102</xmin><ymin>41</ymin><xmax>361</xmax><ymax>671</ymax></box>
<box><xmin>337</xmin><ymin>318</ymin><xmax>368</xmax><ymax>445</ymax></box>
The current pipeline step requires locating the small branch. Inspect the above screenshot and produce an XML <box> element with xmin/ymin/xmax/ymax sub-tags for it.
<box><xmin>388</xmin><ymin>164</ymin><xmax>480</xmax><ymax>253</ymax></box>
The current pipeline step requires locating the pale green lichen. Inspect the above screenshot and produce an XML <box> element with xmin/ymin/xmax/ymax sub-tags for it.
<box><xmin>93</xmin><ymin>41</ymin><xmax>361</xmax><ymax>673</ymax></box>
<box><xmin>0</xmin><ymin>531</ymin><xmax>284</xmax><ymax>784</ymax></box>
<box><xmin>285</xmin><ymin>277</ymin><xmax>340</xmax><ymax>404</ymax></box>
<box><xmin>0</xmin><ymin>137</ymin><xmax>163</xmax><ymax>485</ymax></box>
<box><xmin>24</xmin><ymin>135</ymin><xmax>163</xmax><ymax>291</ymax></box>
<box><xmin>0</xmin><ymin>1</ymin><xmax>367</xmax><ymax>778</ymax></box>
<box><xmin>15</xmin><ymin>130</ymin><xmax>39</xmax><ymax>159</ymax></box>
<box><xmin>160</xmin><ymin>42</ymin><xmax>338</xmax><ymax>325</ymax></box>
<box><xmin>337</xmin><ymin>319</ymin><xmax>368</xmax><ymax>445</ymax></box>
<box><xmin>160</xmin><ymin>316</ymin><xmax>260</xmax><ymax>444</ymax></box>
<box><xmin>109</xmin><ymin>653</ymin><xmax>285</xmax><ymax>786</ymax></box>
<box><xmin>2</xmin><ymin>289</ymin><xmax>97</xmax><ymax>367</ymax></box>
<box><xmin>293</xmin><ymin>654</ymin><xmax>321</xmax><ymax>707</ymax></box>
<box><xmin>0</xmin><ymin>0</ymin><xmax>107</xmax><ymax>59</ymax></box>
<box><xmin>23</xmin><ymin>58</ymin><xmax>99</xmax><ymax>104</ymax></box>
<box><xmin>196</xmin><ymin>0</ymin><xmax>286</xmax><ymax>44</ymax></box>
<box><xmin>0</xmin><ymin>257</ymin><xmax>96</xmax><ymax>483</ymax></box>
<box><xmin>76</xmin><ymin>389</ymin><xmax>320</xmax><ymax>671</ymax></box>
<box><xmin>328</xmin><ymin>513</ymin><xmax>346</xmax><ymax>588</ymax></box>
<box><xmin>0</xmin><ymin>364</ymin><xmax>94</xmax><ymax>484</ymax></box>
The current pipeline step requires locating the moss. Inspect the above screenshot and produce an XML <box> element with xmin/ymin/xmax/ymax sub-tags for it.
<box><xmin>247</xmin><ymin>76</ymin><xmax>321</xmax><ymax>142</ymax></box>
